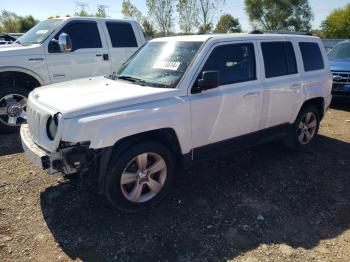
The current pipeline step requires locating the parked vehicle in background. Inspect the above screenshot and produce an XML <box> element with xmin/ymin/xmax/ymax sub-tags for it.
<box><xmin>322</xmin><ymin>39</ymin><xmax>345</xmax><ymax>53</ymax></box>
<box><xmin>328</xmin><ymin>40</ymin><xmax>350</xmax><ymax>98</ymax></box>
<box><xmin>0</xmin><ymin>16</ymin><xmax>146</xmax><ymax>133</ymax></box>
<box><xmin>0</xmin><ymin>33</ymin><xmax>23</xmax><ymax>45</ymax></box>
<box><xmin>21</xmin><ymin>34</ymin><xmax>332</xmax><ymax>212</ymax></box>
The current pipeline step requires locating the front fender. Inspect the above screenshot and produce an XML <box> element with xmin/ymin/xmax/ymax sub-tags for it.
<box><xmin>0</xmin><ymin>66</ymin><xmax>46</xmax><ymax>86</ymax></box>
<box><xmin>60</xmin><ymin>96</ymin><xmax>192</xmax><ymax>155</ymax></box>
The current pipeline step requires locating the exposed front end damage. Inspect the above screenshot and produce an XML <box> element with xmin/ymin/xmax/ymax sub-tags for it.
<box><xmin>21</xmin><ymin>124</ymin><xmax>95</xmax><ymax>176</ymax></box>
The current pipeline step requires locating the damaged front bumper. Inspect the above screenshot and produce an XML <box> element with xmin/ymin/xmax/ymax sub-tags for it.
<box><xmin>20</xmin><ymin>124</ymin><xmax>88</xmax><ymax>176</ymax></box>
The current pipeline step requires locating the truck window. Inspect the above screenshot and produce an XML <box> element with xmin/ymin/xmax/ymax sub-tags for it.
<box><xmin>51</xmin><ymin>21</ymin><xmax>102</xmax><ymax>52</ymax></box>
<box><xmin>261</xmin><ymin>42</ymin><xmax>297</xmax><ymax>78</ymax></box>
<box><xmin>106</xmin><ymin>22</ymin><xmax>138</xmax><ymax>48</ymax></box>
<box><xmin>201</xmin><ymin>43</ymin><xmax>256</xmax><ymax>85</ymax></box>
<box><xmin>299</xmin><ymin>42</ymin><xmax>324</xmax><ymax>72</ymax></box>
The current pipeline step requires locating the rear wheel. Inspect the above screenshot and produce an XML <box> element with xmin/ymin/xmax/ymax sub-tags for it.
<box><xmin>284</xmin><ymin>105</ymin><xmax>320</xmax><ymax>150</ymax></box>
<box><xmin>105</xmin><ymin>142</ymin><xmax>175</xmax><ymax>212</ymax></box>
<box><xmin>0</xmin><ymin>86</ymin><xmax>29</xmax><ymax>133</ymax></box>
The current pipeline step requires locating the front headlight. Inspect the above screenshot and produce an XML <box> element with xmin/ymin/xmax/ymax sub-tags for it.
<box><xmin>46</xmin><ymin>113</ymin><xmax>60</xmax><ymax>140</ymax></box>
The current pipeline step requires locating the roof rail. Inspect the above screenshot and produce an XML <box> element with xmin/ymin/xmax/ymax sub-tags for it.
<box><xmin>249</xmin><ymin>30</ymin><xmax>312</xmax><ymax>36</ymax></box>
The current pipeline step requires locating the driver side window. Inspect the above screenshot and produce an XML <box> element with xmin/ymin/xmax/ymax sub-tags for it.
<box><xmin>49</xmin><ymin>21</ymin><xmax>102</xmax><ymax>53</ymax></box>
<box><xmin>198</xmin><ymin>43</ymin><xmax>256</xmax><ymax>86</ymax></box>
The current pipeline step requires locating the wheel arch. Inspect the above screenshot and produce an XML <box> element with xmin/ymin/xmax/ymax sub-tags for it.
<box><xmin>300</xmin><ymin>97</ymin><xmax>325</xmax><ymax>119</ymax></box>
<box><xmin>97</xmin><ymin>128</ymin><xmax>184</xmax><ymax>194</ymax></box>
<box><xmin>0</xmin><ymin>67</ymin><xmax>45</xmax><ymax>90</ymax></box>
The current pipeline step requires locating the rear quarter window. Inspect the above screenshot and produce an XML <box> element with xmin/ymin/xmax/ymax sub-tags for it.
<box><xmin>299</xmin><ymin>42</ymin><xmax>324</xmax><ymax>72</ymax></box>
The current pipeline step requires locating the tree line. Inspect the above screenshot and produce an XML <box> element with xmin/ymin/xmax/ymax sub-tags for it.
<box><xmin>0</xmin><ymin>1</ymin><xmax>349</xmax><ymax>39</ymax></box>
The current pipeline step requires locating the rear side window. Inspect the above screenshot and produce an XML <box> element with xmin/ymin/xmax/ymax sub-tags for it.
<box><xmin>299</xmin><ymin>42</ymin><xmax>324</xmax><ymax>71</ymax></box>
<box><xmin>201</xmin><ymin>43</ymin><xmax>256</xmax><ymax>85</ymax></box>
<box><xmin>106</xmin><ymin>22</ymin><xmax>138</xmax><ymax>48</ymax></box>
<box><xmin>261</xmin><ymin>42</ymin><xmax>297</xmax><ymax>78</ymax></box>
<box><xmin>58</xmin><ymin>21</ymin><xmax>102</xmax><ymax>51</ymax></box>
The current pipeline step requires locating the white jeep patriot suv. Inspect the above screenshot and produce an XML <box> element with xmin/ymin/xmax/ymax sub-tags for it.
<box><xmin>21</xmin><ymin>34</ymin><xmax>332</xmax><ymax>212</ymax></box>
<box><xmin>0</xmin><ymin>16</ymin><xmax>145</xmax><ymax>133</ymax></box>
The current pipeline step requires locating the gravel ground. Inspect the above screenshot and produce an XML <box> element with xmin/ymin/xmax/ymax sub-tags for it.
<box><xmin>0</xmin><ymin>100</ymin><xmax>349</xmax><ymax>262</ymax></box>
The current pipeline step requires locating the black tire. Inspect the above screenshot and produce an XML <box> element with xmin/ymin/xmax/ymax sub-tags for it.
<box><xmin>0</xmin><ymin>86</ymin><xmax>29</xmax><ymax>134</ymax></box>
<box><xmin>284</xmin><ymin>105</ymin><xmax>320</xmax><ymax>151</ymax></box>
<box><xmin>104</xmin><ymin>141</ymin><xmax>175</xmax><ymax>212</ymax></box>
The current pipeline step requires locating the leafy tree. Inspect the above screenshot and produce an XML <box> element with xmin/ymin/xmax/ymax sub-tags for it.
<box><xmin>0</xmin><ymin>10</ymin><xmax>38</xmax><ymax>33</ymax></box>
<box><xmin>215</xmin><ymin>14</ymin><xmax>241</xmax><ymax>33</ymax></box>
<box><xmin>122</xmin><ymin>0</ymin><xmax>156</xmax><ymax>38</ymax></box>
<box><xmin>286</xmin><ymin>0</ymin><xmax>313</xmax><ymax>31</ymax></box>
<box><xmin>245</xmin><ymin>0</ymin><xmax>313</xmax><ymax>31</ymax></box>
<box><xmin>17</xmin><ymin>15</ymin><xmax>38</xmax><ymax>32</ymax></box>
<box><xmin>74</xmin><ymin>10</ymin><xmax>91</xmax><ymax>17</ymax></box>
<box><xmin>0</xmin><ymin>10</ymin><xmax>19</xmax><ymax>32</ymax></box>
<box><xmin>198</xmin><ymin>23</ymin><xmax>212</xmax><ymax>34</ymax></box>
<box><xmin>321</xmin><ymin>4</ymin><xmax>350</xmax><ymax>39</ymax></box>
<box><xmin>198</xmin><ymin>0</ymin><xmax>225</xmax><ymax>33</ymax></box>
<box><xmin>177</xmin><ymin>0</ymin><xmax>199</xmax><ymax>34</ymax></box>
<box><xmin>96</xmin><ymin>5</ymin><xmax>108</xmax><ymax>18</ymax></box>
<box><xmin>146</xmin><ymin>0</ymin><xmax>174</xmax><ymax>36</ymax></box>
<box><xmin>142</xmin><ymin>19</ymin><xmax>156</xmax><ymax>38</ymax></box>
<box><xmin>121</xmin><ymin>0</ymin><xmax>143</xmax><ymax>22</ymax></box>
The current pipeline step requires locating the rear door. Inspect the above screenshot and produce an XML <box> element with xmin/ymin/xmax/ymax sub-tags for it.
<box><xmin>45</xmin><ymin>20</ymin><xmax>111</xmax><ymax>83</ymax></box>
<box><xmin>102</xmin><ymin>21</ymin><xmax>141</xmax><ymax>72</ymax></box>
<box><xmin>258</xmin><ymin>39</ymin><xmax>303</xmax><ymax>128</ymax></box>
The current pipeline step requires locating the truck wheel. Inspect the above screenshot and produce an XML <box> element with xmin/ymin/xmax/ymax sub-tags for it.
<box><xmin>284</xmin><ymin>105</ymin><xmax>320</xmax><ymax>151</ymax></box>
<box><xmin>0</xmin><ymin>87</ymin><xmax>29</xmax><ymax>134</ymax></box>
<box><xmin>105</xmin><ymin>142</ymin><xmax>175</xmax><ymax>212</ymax></box>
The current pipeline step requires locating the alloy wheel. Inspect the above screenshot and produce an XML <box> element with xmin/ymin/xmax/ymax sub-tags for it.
<box><xmin>120</xmin><ymin>152</ymin><xmax>167</xmax><ymax>203</ymax></box>
<box><xmin>0</xmin><ymin>94</ymin><xmax>27</xmax><ymax>127</ymax></box>
<box><xmin>297</xmin><ymin>111</ymin><xmax>317</xmax><ymax>145</ymax></box>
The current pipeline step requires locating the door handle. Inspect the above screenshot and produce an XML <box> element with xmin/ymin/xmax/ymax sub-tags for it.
<box><xmin>243</xmin><ymin>92</ymin><xmax>259</xmax><ymax>98</ymax></box>
<box><xmin>96</xmin><ymin>54</ymin><xmax>109</xmax><ymax>61</ymax></box>
<box><xmin>290</xmin><ymin>83</ymin><xmax>302</xmax><ymax>89</ymax></box>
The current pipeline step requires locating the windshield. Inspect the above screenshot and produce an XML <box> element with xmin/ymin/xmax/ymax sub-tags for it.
<box><xmin>116</xmin><ymin>41</ymin><xmax>203</xmax><ymax>88</ymax></box>
<box><xmin>16</xmin><ymin>19</ymin><xmax>63</xmax><ymax>45</ymax></box>
<box><xmin>328</xmin><ymin>42</ymin><xmax>350</xmax><ymax>60</ymax></box>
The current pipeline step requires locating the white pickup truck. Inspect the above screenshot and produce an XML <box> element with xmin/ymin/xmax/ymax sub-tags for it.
<box><xmin>21</xmin><ymin>34</ymin><xmax>332</xmax><ymax>212</ymax></box>
<box><xmin>0</xmin><ymin>16</ymin><xmax>145</xmax><ymax>133</ymax></box>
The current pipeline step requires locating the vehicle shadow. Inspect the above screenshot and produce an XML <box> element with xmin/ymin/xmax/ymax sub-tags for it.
<box><xmin>40</xmin><ymin>135</ymin><xmax>350</xmax><ymax>261</ymax></box>
<box><xmin>0</xmin><ymin>133</ymin><xmax>23</xmax><ymax>157</ymax></box>
<box><xmin>331</xmin><ymin>98</ymin><xmax>350</xmax><ymax>112</ymax></box>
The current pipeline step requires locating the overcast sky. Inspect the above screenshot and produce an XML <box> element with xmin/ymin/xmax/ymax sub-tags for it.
<box><xmin>1</xmin><ymin>0</ymin><xmax>349</xmax><ymax>31</ymax></box>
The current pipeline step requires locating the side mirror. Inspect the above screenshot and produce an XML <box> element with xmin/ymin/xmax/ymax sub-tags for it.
<box><xmin>58</xmin><ymin>33</ymin><xmax>72</xmax><ymax>53</ymax></box>
<box><xmin>197</xmin><ymin>71</ymin><xmax>219</xmax><ymax>91</ymax></box>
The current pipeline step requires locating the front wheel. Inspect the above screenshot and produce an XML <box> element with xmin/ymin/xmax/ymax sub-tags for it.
<box><xmin>284</xmin><ymin>105</ymin><xmax>320</xmax><ymax>150</ymax></box>
<box><xmin>0</xmin><ymin>86</ymin><xmax>29</xmax><ymax>133</ymax></box>
<box><xmin>105</xmin><ymin>142</ymin><xmax>175</xmax><ymax>212</ymax></box>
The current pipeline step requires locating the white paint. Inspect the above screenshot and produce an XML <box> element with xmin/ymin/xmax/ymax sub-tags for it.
<box><xmin>21</xmin><ymin>34</ymin><xmax>332</xmax><ymax>169</ymax></box>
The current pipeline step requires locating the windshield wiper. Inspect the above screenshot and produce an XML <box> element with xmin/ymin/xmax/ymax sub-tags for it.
<box><xmin>117</xmin><ymin>75</ymin><xmax>147</xmax><ymax>86</ymax></box>
<box><xmin>15</xmin><ymin>40</ymin><xmax>23</xmax><ymax>46</ymax></box>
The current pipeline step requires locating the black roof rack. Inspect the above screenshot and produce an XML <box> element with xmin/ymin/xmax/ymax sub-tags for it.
<box><xmin>249</xmin><ymin>30</ymin><xmax>312</xmax><ymax>36</ymax></box>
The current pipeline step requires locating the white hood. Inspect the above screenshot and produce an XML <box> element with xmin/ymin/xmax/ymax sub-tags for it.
<box><xmin>31</xmin><ymin>76</ymin><xmax>180</xmax><ymax>118</ymax></box>
<box><xmin>0</xmin><ymin>43</ymin><xmax>42</xmax><ymax>57</ymax></box>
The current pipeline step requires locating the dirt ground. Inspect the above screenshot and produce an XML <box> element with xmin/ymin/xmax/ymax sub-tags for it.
<box><xmin>0</xmin><ymin>100</ymin><xmax>349</xmax><ymax>262</ymax></box>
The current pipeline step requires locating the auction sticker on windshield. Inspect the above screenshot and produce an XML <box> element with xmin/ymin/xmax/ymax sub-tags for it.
<box><xmin>153</xmin><ymin>61</ymin><xmax>181</xmax><ymax>71</ymax></box>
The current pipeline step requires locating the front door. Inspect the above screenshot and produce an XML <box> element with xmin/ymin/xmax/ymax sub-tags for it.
<box><xmin>45</xmin><ymin>20</ymin><xmax>111</xmax><ymax>83</ymax></box>
<box><xmin>190</xmin><ymin>41</ymin><xmax>263</xmax><ymax>159</ymax></box>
